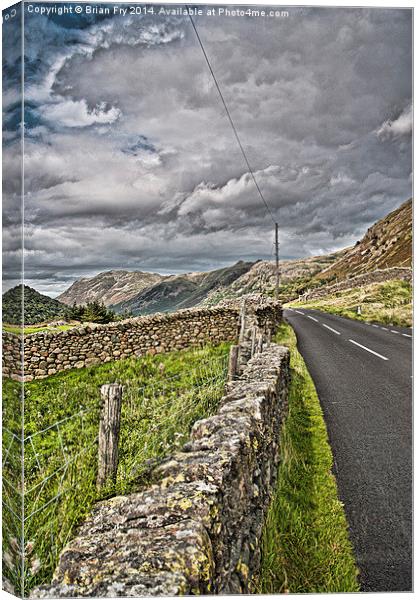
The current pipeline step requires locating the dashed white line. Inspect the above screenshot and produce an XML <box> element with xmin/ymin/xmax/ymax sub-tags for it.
<box><xmin>295</xmin><ymin>310</ymin><xmax>304</xmax><ymax>315</ymax></box>
<box><xmin>391</xmin><ymin>330</ymin><xmax>400</xmax><ymax>335</ymax></box>
<box><xmin>307</xmin><ymin>315</ymin><xmax>318</xmax><ymax>322</ymax></box>
<box><xmin>402</xmin><ymin>334</ymin><xmax>412</xmax><ymax>338</ymax></box>
<box><xmin>349</xmin><ymin>339</ymin><xmax>389</xmax><ymax>361</ymax></box>
<box><xmin>381</xmin><ymin>327</ymin><xmax>389</xmax><ymax>331</ymax></box>
<box><xmin>322</xmin><ymin>324</ymin><xmax>341</xmax><ymax>335</ymax></box>
<box><xmin>372</xmin><ymin>324</ymin><xmax>379</xmax><ymax>328</ymax></box>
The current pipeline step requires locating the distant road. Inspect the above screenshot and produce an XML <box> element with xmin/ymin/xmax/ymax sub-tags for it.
<box><xmin>284</xmin><ymin>308</ymin><xmax>412</xmax><ymax>592</ymax></box>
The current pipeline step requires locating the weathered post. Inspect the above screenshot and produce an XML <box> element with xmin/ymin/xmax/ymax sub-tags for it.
<box><xmin>97</xmin><ymin>383</ymin><xmax>123</xmax><ymax>489</ymax></box>
<box><xmin>275</xmin><ymin>222</ymin><xmax>280</xmax><ymax>300</ymax></box>
<box><xmin>239</xmin><ymin>299</ymin><xmax>246</xmax><ymax>343</ymax></box>
<box><xmin>256</xmin><ymin>332</ymin><xmax>264</xmax><ymax>354</ymax></box>
<box><xmin>228</xmin><ymin>345</ymin><xmax>240</xmax><ymax>381</ymax></box>
<box><xmin>250</xmin><ymin>326</ymin><xmax>257</xmax><ymax>357</ymax></box>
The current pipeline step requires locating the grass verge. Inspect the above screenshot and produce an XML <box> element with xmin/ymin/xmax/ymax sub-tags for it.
<box><xmin>259</xmin><ymin>323</ymin><xmax>359</xmax><ymax>593</ymax></box>
<box><xmin>289</xmin><ymin>279</ymin><xmax>412</xmax><ymax>327</ymax></box>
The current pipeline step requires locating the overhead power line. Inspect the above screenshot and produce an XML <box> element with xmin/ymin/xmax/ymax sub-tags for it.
<box><xmin>187</xmin><ymin>14</ymin><xmax>276</xmax><ymax>225</ymax></box>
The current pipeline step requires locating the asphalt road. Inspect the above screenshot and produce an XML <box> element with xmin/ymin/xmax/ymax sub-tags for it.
<box><xmin>284</xmin><ymin>308</ymin><xmax>412</xmax><ymax>592</ymax></box>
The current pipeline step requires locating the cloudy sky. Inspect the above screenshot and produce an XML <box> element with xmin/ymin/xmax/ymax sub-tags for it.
<box><xmin>2</xmin><ymin>3</ymin><xmax>412</xmax><ymax>296</ymax></box>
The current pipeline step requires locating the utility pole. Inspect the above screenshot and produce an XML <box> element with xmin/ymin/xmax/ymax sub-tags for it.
<box><xmin>275</xmin><ymin>222</ymin><xmax>279</xmax><ymax>300</ymax></box>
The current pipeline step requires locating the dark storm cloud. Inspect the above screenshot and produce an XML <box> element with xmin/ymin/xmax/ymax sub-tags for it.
<box><xmin>2</xmin><ymin>5</ymin><xmax>412</xmax><ymax>295</ymax></box>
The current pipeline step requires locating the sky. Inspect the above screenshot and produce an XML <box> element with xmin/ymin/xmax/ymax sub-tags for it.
<box><xmin>2</xmin><ymin>3</ymin><xmax>413</xmax><ymax>296</ymax></box>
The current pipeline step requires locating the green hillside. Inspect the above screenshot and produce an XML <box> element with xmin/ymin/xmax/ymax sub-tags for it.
<box><xmin>3</xmin><ymin>285</ymin><xmax>66</xmax><ymax>326</ymax></box>
<box><xmin>290</xmin><ymin>279</ymin><xmax>412</xmax><ymax>327</ymax></box>
<box><xmin>113</xmin><ymin>261</ymin><xmax>255</xmax><ymax>315</ymax></box>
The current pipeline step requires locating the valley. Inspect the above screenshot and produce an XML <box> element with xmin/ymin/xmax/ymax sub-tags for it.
<box><xmin>2</xmin><ymin>199</ymin><xmax>412</xmax><ymax>327</ymax></box>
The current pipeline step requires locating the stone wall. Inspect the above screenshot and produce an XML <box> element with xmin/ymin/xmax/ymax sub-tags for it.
<box><xmin>3</xmin><ymin>301</ymin><xmax>283</xmax><ymax>381</ymax></box>
<box><xmin>303</xmin><ymin>267</ymin><xmax>412</xmax><ymax>302</ymax></box>
<box><xmin>33</xmin><ymin>342</ymin><xmax>290</xmax><ymax>597</ymax></box>
<box><xmin>2</xmin><ymin>334</ymin><xmax>23</xmax><ymax>380</ymax></box>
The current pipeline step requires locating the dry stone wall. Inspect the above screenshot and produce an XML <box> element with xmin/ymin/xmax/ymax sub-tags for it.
<box><xmin>2</xmin><ymin>335</ymin><xmax>22</xmax><ymax>380</ymax></box>
<box><xmin>33</xmin><ymin>342</ymin><xmax>290</xmax><ymax>597</ymax></box>
<box><xmin>3</xmin><ymin>302</ymin><xmax>283</xmax><ymax>381</ymax></box>
<box><xmin>304</xmin><ymin>267</ymin><xmax>412</xmax><ymax>302</ymax></box>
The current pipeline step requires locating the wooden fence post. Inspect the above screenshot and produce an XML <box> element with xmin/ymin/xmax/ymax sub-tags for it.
<box><xmin>256</xmin><ymin>332</ymin><xmax>264</xmax><ymax>354</ymax></box>
<box><xmin>239</xmin><ymin>299</ymin><xmax>246</xmax><ymax>343</ymax></box>
<box><xmin>228</xmin><ymin>345</ymin><xmax>240</xmax><ymax>381</ymax></box>
<box><xmin>250</xmin><ymin>326</ymin><xmax>257</xmax><ymax>357</ymax></box>
<box><xmin>97</xmin><ymin>383</ymin><xmax>123</xmax><ymax>489</ymax></box>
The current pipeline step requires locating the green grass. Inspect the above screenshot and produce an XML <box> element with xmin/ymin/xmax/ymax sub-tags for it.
<box><xmin>3</xmin><ymin>324</ymin><xmax>74</xmax><ymax>335</ymax></box>
<box><xmin>3</xmin><ymin>343</ymin><xmax>229</xmax><ymax>595</ymax></box>
<box><xmin>259</xmin><ymin>323</ymin><xmax>359</xmax><ymax>593</ymax></box>
<box><xmin>2</xmin><ymin>379</ymin><xmax>23</xmax><ymax>594</ymax></box>
<box><xmin>289</xmin><ymin>279</ymin><xmax>412</xmax><ymax>327</ymax></box>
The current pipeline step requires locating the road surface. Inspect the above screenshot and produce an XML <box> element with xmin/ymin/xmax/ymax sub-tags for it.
<box><xmin>284</xmin><ymin>308</ymin><xmax>412</xmax><ymax>592</ymax></box>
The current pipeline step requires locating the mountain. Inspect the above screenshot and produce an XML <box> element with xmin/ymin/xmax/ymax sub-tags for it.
<box><xmin>202</xmin><ymin>252</ymin><xmax>346</xmax><ymax>305</ymax></box>
<box><xmin>112</xmin><ymin>261</ymin><xmax>256</xmax><ymax>315</ymax></box>
<box><xmin>3</xmin><ymin>285</ymin><xmax>66</xmax><ymax>325</ymax></box>
<box><xmin>57</xmin><ymin>270</ymin><xmax>164</xmax><ymax>307</ymax></box>
<box><xmin>56</xmin><ymin>198</ymin><xmax>412</xmax><ymax>315</ymax></box>
<box><xmin>316</xmin><ymin>199</ymin><xmax>412</xmax><ymax>282</ymax></box>
<box><xmin>202</xmin><ymin>199</ymin><xmax>412</xmax><ymax>305</ymax></box>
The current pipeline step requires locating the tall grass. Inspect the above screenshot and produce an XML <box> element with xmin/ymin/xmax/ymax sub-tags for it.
<box><xmin>259</xmin><ymin>324</ymin><xmax>359</xmax><ymax>593</ymax></box>
<box><xmin>291</xmin><ymin>279</ymin><xmax>412</xmax><ymax>327</ymax></box>
<box><xmin>3</xmin><ymin>343</ymin><xmax>229</xmax><ymax>595</ymax></box>
<box><xmin>2</xmin><ymin>379</ymin><xmax>23</xmax><ymax>594</ymax></box>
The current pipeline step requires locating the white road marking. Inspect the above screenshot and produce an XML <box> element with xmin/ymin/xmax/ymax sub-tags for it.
<box><xmin>381</xmin><ymin>327</ymin><xmax>389</xmax><ymax>331</ymax></box>
<box><xmin>322</xmin><ymin>324</ymin><xmax>341</xmax><ymax>335</ymax></box>
<box><xmin>295</xmin><ymin>310</ymin><xmax>304</xmax><ymax>315</ymax></box>
<box><xmin>391</xmin><ymin>330</ymin><xmax>400</xmax><ymax>335</ymax></box>
<box><xmin>402</xmin><ymin>334</ymin><xmax>412</xmax><ymax>338</ymax></box>
<box><xmin>372</xmin><ymin>324</ymin><xmax>379</xmax><ymax>328</ymax></box>
<box><xmin>307</xmin><ymin>315</ymin><xmax>318</xmax><ymax>322</ymax></box>
<box><xmin>349</xmin><ymin>339</ymin><xmax>389</xmax><ymax>361</ymax></box>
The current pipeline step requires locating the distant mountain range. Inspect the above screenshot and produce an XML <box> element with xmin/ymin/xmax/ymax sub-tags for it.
<box><xmin>2</xmin><ymin>199</ymin><xmax>412</xmax><ymax>324</ymax></box>
<box><xmin>201</xmin><ymin>251</ymin><xmax>346</xmax><ymax>306</ymax></box>
<box><xmin>58</xmin><ymin>198</ymin><xmax>412</xmax><ymax>313</ymax></box>
<box><xmin>57</xmin><ymin>270</ymin><xmax>163</xmax><ymax>307</ymax></box>
<box><xmin>58</xmin><ymin>261</ymin><xmax>256</xmax><ymax>316</ymax></box>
